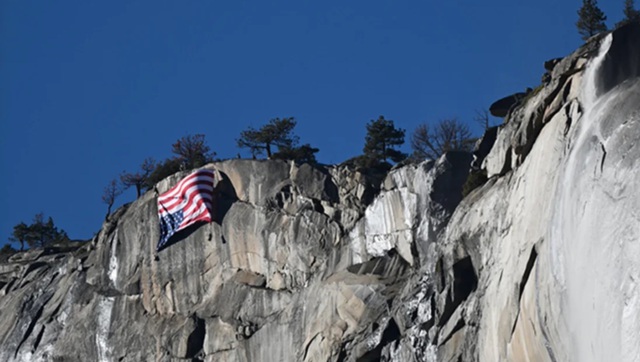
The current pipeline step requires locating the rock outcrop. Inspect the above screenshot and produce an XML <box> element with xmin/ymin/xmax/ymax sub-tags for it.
<box><xmin>488</xmin><ymin>92</ymin><xmax>526</xmax><ymax>118</ymax></box>
<box><xmin>1</xmin><ymin>22</ymin><xmax>639</xmax><ymax>362</ymax></box>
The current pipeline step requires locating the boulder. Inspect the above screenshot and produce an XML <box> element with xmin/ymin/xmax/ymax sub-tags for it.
<box><xmin>489</xmin><ymin>92</ymin><xmax>526</xmax><ymax>118</ymax></box>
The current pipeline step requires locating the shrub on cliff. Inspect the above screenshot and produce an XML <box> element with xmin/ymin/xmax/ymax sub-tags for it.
<box><xmin>143</xmin><ymin>134</ymin><xmax>215</xmax><ymax>190</ymax></box>
<box><xmin>343</xmin><ymin>155</ymin><xmax>392</xmax><ymax>172</ymax></box>
<box><xmin>272</xmin><ymin>144</ymin><xmax>319</xmax><ymax>165</ymax></box>
<box><xmin>462</xmin><ymin>170</ymin><xmax>488</xmax><ymax>197</ymax></box>
<box><xmin>144</xmin><ymin>158</ymin><xmax>183</xmax><ymax>190</ymax></box>
<box><xmin>0</xmin><ymin>244</ymin><xmax>17</xmax><ymax>262</ymax></box>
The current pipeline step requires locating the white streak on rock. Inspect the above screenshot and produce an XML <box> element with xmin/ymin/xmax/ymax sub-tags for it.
<box><xmin>364</xmin><ymin>189</ymin><xmax>417</xmax><ymax>264</ymax></box>
<box><xmin>107</xmin><ymin>234</ymin><xmax>118</xmax><ymax>286</ymax></box>
<box><xmin>96</xmin><ymin>296</ymin><xmax>115</xmax><ymax>362</ymax></box>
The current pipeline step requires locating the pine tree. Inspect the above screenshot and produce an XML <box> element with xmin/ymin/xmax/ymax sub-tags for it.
<box><xmin>362</xmin><ymin>116</ymin><xmax>406</xmax><ymax>167</ymax></box>
<box><xmin>28</xmin><ymin>213</ymin><xmax>47</xmax><ymax>248</ymax></box>
<box><xmin>21</xmin><ymin>213</ymin><xmax>69</xmax><ymax>248</ymax></box>
<box><xmin>8</xmin><ymin>222</ymin><xmax>29</xmax><ymax>251</ymax></box>
<box><xmin>237</xmin><ymin>117</ymin><xmax>299</xmax><ymax>158</ymax></box>
<box><xmin>576</xmin><ymin>0</ymin><xmax>608</xmax><ymax>40</ymax></box>
<box><xmin>623</xmin><ymin>0</ymin><xmax>640</xmax><ymax>23</ymax></box>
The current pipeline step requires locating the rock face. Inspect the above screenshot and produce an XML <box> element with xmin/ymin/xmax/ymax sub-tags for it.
<box><xmin>0</xmin><ymin>156</ymin><xmax>468</xmax><ymax>362</ymax></box>
<box><xmin>1</xmin><ymin>22</ymin><xmax>639</xmax><ymax>362</ymax></box>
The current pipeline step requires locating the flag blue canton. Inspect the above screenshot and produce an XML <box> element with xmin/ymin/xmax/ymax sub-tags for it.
<box><xmin>158</xmin><ymin>210</ymin><xmax>184</xmax><ymax>250</ymax></box>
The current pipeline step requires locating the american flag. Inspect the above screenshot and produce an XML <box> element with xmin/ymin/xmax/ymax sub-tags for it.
<box><xmin>157</xmin><ymin>169</ymin><xmax>217</xmax><ymax>251</ymax></box>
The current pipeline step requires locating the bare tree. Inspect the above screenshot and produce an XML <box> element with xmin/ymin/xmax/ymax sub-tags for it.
<box><xmin>411</xmin><ymin>118</ymin><xmax>474</xmax><ymax>160</ymax></box>
<box><xmin>102</xmin><ymin>179</ymin><xmax>123</xmax><ymax>220</ymax></box>
<box><xmin>474</xmin><ymin>109</ymin><xmax>493</xmax><ymax>131</ymax></box>
<box><xmin>121</xmin><ymin>157</ymin><xmax>156</xmax><ymax>198</ymax></box>
<box><xmin>171</xmin><ymin>134</ymin><xmax>215</xmax><ymax>169</ymax></box>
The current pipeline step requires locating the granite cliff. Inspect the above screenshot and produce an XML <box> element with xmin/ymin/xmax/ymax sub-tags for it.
<box><xmin>1</xmin><ymin>22</ymin><xmax>639</xmax><ymax>361</ymax></box>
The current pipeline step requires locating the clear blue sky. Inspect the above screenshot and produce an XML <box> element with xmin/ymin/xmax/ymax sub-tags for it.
<box><xmin>0</xmin><ymin>1</ymin><xmax>625</xmax><ymax>246</ymax></box>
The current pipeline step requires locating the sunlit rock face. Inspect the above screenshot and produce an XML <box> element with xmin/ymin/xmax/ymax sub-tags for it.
<box><xmin>0</xmin><ymin>22</ymin><xmax>638</xmax><ymax>362</ymax></box>
<box><xmin>425</xmin><ymin>21</ymin><xmax>640</xmax><ymax>362</ymax></box>
<box><xmin>548</xmin><ymin>22</ymin><xmax>640</xmax><ymax>362</ymax></box>
<box><xmin>0</xmin><ymin>156</ymin><xmax>469</xmax><ymax>362</ymax></box>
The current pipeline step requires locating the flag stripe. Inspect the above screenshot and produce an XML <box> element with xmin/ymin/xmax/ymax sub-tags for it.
<box><xmin>179</xmin><ymin>194</ymin><xmax>212</xmax><ymax>220</ymax></box>
<box><xmin>180</xmin><ymin>203</ymin><xmax>210</xmax><ymax>226</ymax></box>
<box><xmin>158</xmin><ymin>172</ymin><xmax>214</xmax><ymax>202</ymax></box>
<box><xmin>158</xmin><ymin>179</ymin><xmax>213</xmax><ymax>211</ymax></box>
<box><xmin>160</xmin><ymin>182</ymin><xmax>214</xmax><ymax>215</ymax></box>
<box><xmin>160</xmin><ymin>188</ymin><xmax>212</xmax><ymax>215</ymax></box>
<box><xmin>158</xmin><ymin>177</ymin><xmax>215</xmax><ymax>205</ymax></box>
<box><xmin>156</xmin><ymin>169</ymin><xmax>216</xmax><ymax>251</ymax></box>
<box><xmin>163</xmin><ymin>191</ymin><xmax>212</xmax><ymax>217</ymax></box>
<box><xmin>158</xmin><ymin>173</ymin><xmax>215</xmax><ymax>202</ymax></box>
